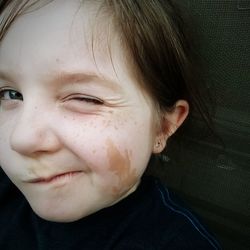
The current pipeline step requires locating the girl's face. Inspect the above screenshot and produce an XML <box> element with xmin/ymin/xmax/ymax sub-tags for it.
<box><xmin>0</xmin><ymin>0</ymin><xmax>159</xmax><ymax>222</ymax></box>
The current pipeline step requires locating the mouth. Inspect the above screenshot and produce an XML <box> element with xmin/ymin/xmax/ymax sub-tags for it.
<box><xmin>25</xmin><ymin>171</ymin><xmax>83</xmax><ymax>184</ymax></box>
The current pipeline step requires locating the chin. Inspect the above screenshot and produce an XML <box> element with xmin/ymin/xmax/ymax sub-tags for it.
<box><xmin>31</xmin><ymin>206</ymin><xmax>89</xmax><ymax>223</ymax></box>
<box><xmin>27</xmin><ymin>198</ymin><xmax>93</xmax><ymax>223</ymax></box>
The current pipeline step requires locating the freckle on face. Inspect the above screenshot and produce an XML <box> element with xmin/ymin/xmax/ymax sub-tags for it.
<box><xmin>105</xmin><ymin>139</ymin><xmax>137</xmax><ymax>197</ymax></box>
<box><xmin>102</xmin><ymin>119</ymin><xmax>112</xmax><ymax>128</ymax></box>
<box><xmin>0</xmin><ymin>0</ymin><xmax>157</xmax><ymax>222</ymax></box>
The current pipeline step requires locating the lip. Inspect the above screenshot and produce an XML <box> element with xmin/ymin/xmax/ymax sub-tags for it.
<box><xmin>25</xmin><ymin>171</ymin><xmax>83</xmax><ymax>184</ymax></box>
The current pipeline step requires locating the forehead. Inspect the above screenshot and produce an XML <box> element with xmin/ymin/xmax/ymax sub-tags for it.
<box><xmin>0</xmin><ymin>0</ymin><xmax>157</xmax><ymax>114</ymax></box>
<box><xmin>0</xmin><ymin>0</ymin><xmax>127</xmax><ymax>84</ymax></box>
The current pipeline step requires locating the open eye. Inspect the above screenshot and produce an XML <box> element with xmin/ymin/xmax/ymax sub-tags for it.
<box><xmin>0</xmin><ymin>88</ymin><xmax>23</xmax><ymax>101</ymax></box>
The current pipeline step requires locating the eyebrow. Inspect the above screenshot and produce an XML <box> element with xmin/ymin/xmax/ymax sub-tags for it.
<box><xmin>52</xmin><ymin>71</ymin><xmax>121</xmax><ymax>92</ymax></box>
<box><xmin>0</xmin><ymin>70</ymin><xmax>122</xmax><ymax>92</ymax></box>
<box><xmin>0</xmin><ymin>71</ymin><xmax>13</xmax><ymax>82</ymax></box>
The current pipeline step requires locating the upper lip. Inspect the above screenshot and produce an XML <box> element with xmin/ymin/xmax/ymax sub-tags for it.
<box><xmin>24</xmin><ymin>170</ymin><xmax>83</xmax><ymax>183</ymax></box>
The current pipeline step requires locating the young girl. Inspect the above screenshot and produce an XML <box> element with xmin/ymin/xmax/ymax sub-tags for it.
<box><xmin>0</xmin><ymin>0</ymin><xmax>221</xmax><ymax>249</ymax></box>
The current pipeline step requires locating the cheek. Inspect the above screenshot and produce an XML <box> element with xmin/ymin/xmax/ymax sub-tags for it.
<box><xmin>60</xmin><ymin>112</ymin><xmax>154</xmax><ymax>193</ymax></box>
<box><xmin>105</xmin><ymin>138</ymin><xmax>138</xmax><ymax>197</ymax></box>
<box><xmin>0</xmin><ymin>123</ymin><xmax>12</xmax><ymax>166</ymax></box>
<box><xmin>65</xmin><ymin>114</ymin><xmax>153</xmax><ymax>165</ymax></box>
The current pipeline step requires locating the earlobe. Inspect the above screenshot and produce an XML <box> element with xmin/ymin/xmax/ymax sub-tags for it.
<box><xmin>152</xmin><ymin>100</ymin><xmax>189</xmax><ymax>154</ymax></box>
<box><xmin>153</xmin><ymin>139</ymin><xmax>166</xmax><ymax>154</ymax></box>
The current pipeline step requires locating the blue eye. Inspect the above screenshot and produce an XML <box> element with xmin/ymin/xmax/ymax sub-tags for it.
<box><xmin>0</xmin><ymin>89</ymin><xmax>23</xmax><ymax>101</ymax></box>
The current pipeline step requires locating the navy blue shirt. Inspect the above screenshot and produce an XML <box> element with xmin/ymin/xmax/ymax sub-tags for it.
<box><xmin>0</xmin><ymin>167</ymin><xmax>221</xmax><ymax>249</ymax></box>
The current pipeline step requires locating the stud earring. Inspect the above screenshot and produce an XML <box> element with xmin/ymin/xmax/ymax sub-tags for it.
<box><xmin>155</xmin><ymin>141</ymin><xmax>161</xmax><ymax>148</ymax></box>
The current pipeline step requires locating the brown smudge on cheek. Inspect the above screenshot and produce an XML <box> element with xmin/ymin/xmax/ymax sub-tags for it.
<box><xmin>106</xmin><ymin>139</ymin><xmax>138</xmax><ymax>197</ymax></box>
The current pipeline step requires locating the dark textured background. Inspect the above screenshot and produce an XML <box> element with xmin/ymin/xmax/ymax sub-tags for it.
<box><xmin>149</xmin><ymin>1</ymin><xmax>250</xmax><ymax>249</ymax></box>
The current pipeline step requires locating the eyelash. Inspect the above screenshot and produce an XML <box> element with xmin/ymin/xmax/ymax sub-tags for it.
<box><xmin>65</xmin><ymin>94</ymin><xmax>104</xmax><ymax>105</ymax></box>
<box><xmin>0</xmin><ymin>88</ymin><xmax>104</xmax><ymax>107</ymax></box>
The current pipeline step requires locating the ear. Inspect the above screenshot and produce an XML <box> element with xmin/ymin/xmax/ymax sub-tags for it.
<box><xmin>153</xmin><ymin>100</ymin><xmax>189</xmax><ymax>153</ymax></box>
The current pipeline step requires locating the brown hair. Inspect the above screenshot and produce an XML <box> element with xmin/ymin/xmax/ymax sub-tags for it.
<box><xmin>104</xmin><ymin>1</ymin><xmax>213</xmax><ymax>122</ymax></box>
<box><xmin>0</xmin><ymin>0</ymin><xmax>214</xmax><ymax>138</ymax></box>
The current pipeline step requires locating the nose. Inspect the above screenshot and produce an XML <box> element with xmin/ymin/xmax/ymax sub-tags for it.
<box><xmin>10</xmin><ymin>104</ymin><xmax>61</xmax><ymax>156</ymax></box>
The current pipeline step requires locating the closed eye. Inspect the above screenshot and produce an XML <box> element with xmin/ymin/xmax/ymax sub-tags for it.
<box><xmin>72</xmin><ymin>97</ymin><xmax>104</xmax><ymax>105</ymax></box>
<box><xmin>66</xmin><ymin>95</ymin><xmax>104</xmax><ymax>105</ymax></box>
<box><xmin>61</xmin><ymin>94</ymin><xmax>105</xmax><ymax>114</ymax></box>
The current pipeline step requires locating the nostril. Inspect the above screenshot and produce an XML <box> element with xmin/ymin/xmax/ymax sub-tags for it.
<box><xmin>10</xmin><ymin>122</ymin><xmax>61</xmax><ymax>156</ymax></box>
<box><xmin>8</xmin><ymin>104</ymin><xmax>61</xmax><ymax>155</ymax></box>
<box><xmin>10</xmin><ymin>125</ymin><xmax>41</xmax><ymax>155</ymax></box>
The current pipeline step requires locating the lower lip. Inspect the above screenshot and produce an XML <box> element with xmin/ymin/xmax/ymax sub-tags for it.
<box><xmin>30</xmin><ymin>171</ymin><xmax>83</xmax><ymax>185</ymax></box>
